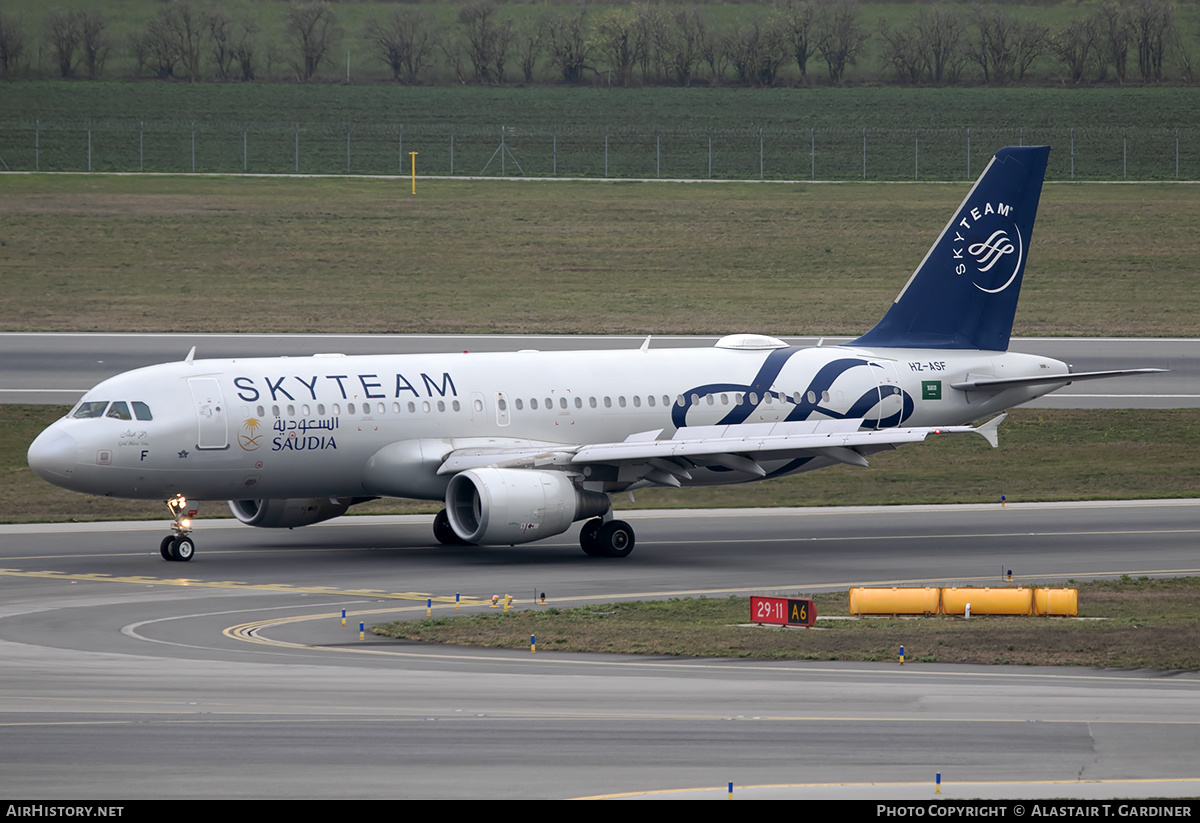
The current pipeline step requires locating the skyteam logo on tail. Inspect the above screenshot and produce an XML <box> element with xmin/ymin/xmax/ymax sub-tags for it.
<box><xmin>953</xmin><ymin>202</ymin><xmax>1023</xmax><ymax>294</ymax></box>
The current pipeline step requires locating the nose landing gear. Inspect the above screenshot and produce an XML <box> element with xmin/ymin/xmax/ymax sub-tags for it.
<box><xmin>161</xmin><ymin>494</ymin><xmax>197</xmax><ymax>562</ymax></box>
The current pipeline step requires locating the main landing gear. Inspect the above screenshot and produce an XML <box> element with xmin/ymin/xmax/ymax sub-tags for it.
<box><xmin>433</xmin><ymin>509</ymin><xmax>469</xmax><ymax>546</ymax></box>
<box><xmin>579</xmin><ymin>517</ymin><xmax>635</xmax><ymax>558</ymax></box>
<box><xmin>160</xmin><ymin>494</ymin><xmax>196</xmax><ymax>562</ymax></box>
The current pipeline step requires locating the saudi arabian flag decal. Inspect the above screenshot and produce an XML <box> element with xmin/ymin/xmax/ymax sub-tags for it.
<box><xmin>922</xmin><ymin>380</ymin><xmax>942</xmax><ymax>400</ymax></box>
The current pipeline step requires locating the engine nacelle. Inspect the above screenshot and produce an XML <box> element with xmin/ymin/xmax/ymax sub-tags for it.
<box><xmin>446</xmin><ymin>468</ymin><xmax>609</xmax><ymax>545</ymax></box>
<box><xmin>228</xmin><ymin>497</ymin><xmax>354</xmax><ymax>529</ymax></box>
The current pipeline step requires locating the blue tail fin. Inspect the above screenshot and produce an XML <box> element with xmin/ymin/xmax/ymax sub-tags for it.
<box><xmin>851</xmin><ymin>145</ymin><xmax>1050</xmax><ymax>351</ymax></box>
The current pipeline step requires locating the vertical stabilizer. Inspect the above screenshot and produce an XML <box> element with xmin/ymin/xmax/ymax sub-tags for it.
<box><xmin>851</xmin><ymin>146</ymin><xmax>1050</xmax><ymax>351</ymax></box>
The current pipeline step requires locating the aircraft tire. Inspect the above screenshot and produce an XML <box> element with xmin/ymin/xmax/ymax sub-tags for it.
<box><xmin>160</xmin><ymin>535</ymin><xmax>175</xmax><ymax>561</ymax></box>
<box><xmin>171</xmin><ymin>536</ymin><xmax>195</xmax><ymax>562</ymax></box>
<box><xmin>433</xmin><ymin>509</ymin><xmax>464</xmax><ymax>546</ymax></box>
<box><xmin>579</xmin><ymin>518</ymin><xmax>604</xmax><ymax>556</ymax></box>
<box><xmin>596</xmin><ymin>520</ymin><xmax>635</xmax><ymax>558</ymax></box>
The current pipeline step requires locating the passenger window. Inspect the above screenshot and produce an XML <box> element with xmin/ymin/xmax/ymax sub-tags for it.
<box><xmin>73</xmin><ymin>401</ymin><xmax>109</xmax><ymax>419</ymax></box>
<box><xmin>132</xmin><ymin>401</ymin><xmax>153</xmax><ymax>421</ymax></box>
<box><xmin>106</xmin><ymin>401</ymin><xmax>132</xmax><ymax>420</ymax></box>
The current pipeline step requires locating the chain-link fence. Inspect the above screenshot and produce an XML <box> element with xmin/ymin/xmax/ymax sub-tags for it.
<box><xmin>2</xmin><ymin>121</ymin><xmax>1196</xmax><ymax>181</ymax></box>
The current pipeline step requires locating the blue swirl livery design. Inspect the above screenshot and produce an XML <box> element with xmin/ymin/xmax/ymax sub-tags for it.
<box><xmin>27</xmin><ymin>146</ymin><xmax>1164</xmax><ymax>561</ymax></box>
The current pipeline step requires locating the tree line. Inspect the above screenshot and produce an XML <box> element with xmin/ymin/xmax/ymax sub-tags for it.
<box><xmin>0</xmin><ymin>0</ymin><xmax>1192</xmax><ymax>87</ymax></box>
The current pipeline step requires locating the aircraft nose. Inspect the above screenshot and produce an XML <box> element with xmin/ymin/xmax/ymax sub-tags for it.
<box><xmin>27</xmin><ymin>427</ymin><xmax>78</xmax><ymax>484</ymax></box>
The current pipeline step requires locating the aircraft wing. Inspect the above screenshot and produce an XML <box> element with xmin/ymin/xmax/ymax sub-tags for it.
<box><xmin>437</xmin><ymin>416</ymin><xmax>1006</xmax><ymax>487</ymax></box>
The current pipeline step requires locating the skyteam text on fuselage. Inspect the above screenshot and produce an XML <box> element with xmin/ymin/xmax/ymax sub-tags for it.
<box><xmin>27</xmin><ymin>146</ymin><xmax>1162</xmax><ymax>561</ymax></box>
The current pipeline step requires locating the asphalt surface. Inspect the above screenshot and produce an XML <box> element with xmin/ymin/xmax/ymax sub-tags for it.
<box><xmin>2</xmin><ymin>501</ymin><xmax>1198</xmax><ymax>799</ymax></box>
<box><xmin>1</xmin><ymin>332</ymin><xmax>1192</xmax><ymax>408</ymax></box>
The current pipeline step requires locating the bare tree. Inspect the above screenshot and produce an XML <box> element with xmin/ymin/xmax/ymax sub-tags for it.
<box><xmin>544</xmin><ymin>10</ymin><xmax>590</xmax><ymax>85</ymax></box>
<box><xmin>1172</xmin><ymin>25</ymin><xmax>1194</xmax><ymax>84</ymax></box>
<box><xmin>0</xmin><ymin>13</ymin><xmax>27</xmax><ymax>79</ymax></box>
<box><xmin>878</xmin><ymin>17</ymin><xmax>925</xmax><ymax>85</ymax></box>
<box><xmin>1097</xmin><ymin>2</ymin><xmax>1132</xmax><ymax>83</ymax></box>
<box><xmin>1010</xmin><ymin>17</ymin><xmax>1049</xmax><ymax>82</ymax></box>
<box><xmin>439</xmin><ymin>32</ymin><xmax>468</xmax><ymax>85</ymax></box>
<box><xmin>700</xmin><ymin>20</ymin><xmax>729</xmax><ymax>86</ymax></box>
<box><xmin>916</xmin><ymin>6</ymin><xmax>965</xmax><ymax>83</ymax></box>
<box><xmin>512</xmin><ymin>17</ymin><xmax>545</xmax><ymax>83</ymax></box>
<box><xmin>777</xmin><ymin>0</ymin><xmax>817</xmax><ymax>82</ymax></box>
<box><xmin>206</xmin><ymin>9</ymin><xmax>235</xmax><ymax>80</ymax></box>
<box><xmin>659</xmin><ymin>9</ymin><xmax>707</xmax><ymax>87</ymax></box>
<box><xmin>284</xmin><ymin>1</ymin><xmax>340</xmax><ymax>82</ymax></box>
<box><xmin>175</xmin><ymin>4</ymin><xmax>206</xmax><ymax>81</ymax></box>
<box><xmin>632</xmin><ymin>3</ymin><xmax>666</xmax><ymax>83</ymax></box>
<box><xmin>1130</xmin><ymin>0</ymin><xmax>1175</xmax><ymax>82</ymax></box>
<box><xmin>44</xmin><ymin>9</ymin><xmax>81</xmax><ymax>78</ymax></box>
<box><xmin>595</xmin><ymin>7</ymin><xmax>639</xmax><ymax>86</ymax></box>
<box><xmin>1052</xmin><ymin>15</ymin><xmax>1100</xmax><ymax>85</ymax></box>
<box><xmin>967</xmin><ymin>6</ymin><xmax>1009</xmax><ymax>84</ymax></box>
<box><xmin>365</xmin><ymin>7</ymin><xmax>434</xmax><ymax>84</ymax></box>
<box><xmin>816</xmin><ymin>0</ymin><xmax>869</xmax><ymax>84</ymax></box>
<box><xmin>457</xmin><ymin>1</ymin><xmax>512</xmax><ymax>84</ymax></box>
<box><xmin>76</xmin><ymin>11</ymin><xmax>111</xmax><ymax>79</ymax></box>
<box><xmin>137</xmin><ymin>4</ymin><xmax>206</xmax><ymax>81</ymax></box>
<box><xmin>724</xmin><ymin>18</ymin><xmax>786</xmax><ymax>87</ymax></box>
<box><xmin>231</xmin><ymin>19</ymin><xmax>259</xmax><ymax>81</ymax></box>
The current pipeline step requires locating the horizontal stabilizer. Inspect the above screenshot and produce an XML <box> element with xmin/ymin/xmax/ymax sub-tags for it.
<box><xmin>951</xmin><ymin>368</ymin><xmax>1168</xmax><ymax>392</ymax></box>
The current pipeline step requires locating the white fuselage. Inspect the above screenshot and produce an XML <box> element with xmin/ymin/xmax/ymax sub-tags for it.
<box><xmin>28</xmin><ymin>340</ymin><xmax>1068</xmax><ymax>503</ymax></box>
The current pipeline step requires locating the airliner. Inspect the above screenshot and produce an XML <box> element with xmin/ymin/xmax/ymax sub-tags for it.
<box><xmin>27</xmin><ymin>146</ymin><xmax>1160</xmax><ymax>562</ymax></box>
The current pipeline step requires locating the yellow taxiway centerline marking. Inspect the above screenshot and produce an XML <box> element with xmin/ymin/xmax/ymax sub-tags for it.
<box><xmin>0</xmin><ymin>568</ymin><xmax>481</xmax><ymax>603</ymax></box>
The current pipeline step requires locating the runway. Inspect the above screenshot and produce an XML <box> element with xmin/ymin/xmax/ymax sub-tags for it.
<box><xmin>2</xmin><ymin>501</ymin><xmax>1198</xmax><ymax>799</ymax></box>
<box><xmin>1</xmin><ymin>332</ymin><xmax>1191</xmax><ymax>408</ymax></box>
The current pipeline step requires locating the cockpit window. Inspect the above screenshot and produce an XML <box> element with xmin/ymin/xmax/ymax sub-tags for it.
<box><xmin>106</xmin><ymin>401</ymin><xmax>132</xmax><ymax>421</ymax></box>
<box><xmin>132</xmin><ymin>402</ymin><xmax>153</xmax><ymax>421</ymax></box>
<box><xmin>72</xmin><ymin>401</ymin><xmax>109</xmax><ymax>419</ymax></box>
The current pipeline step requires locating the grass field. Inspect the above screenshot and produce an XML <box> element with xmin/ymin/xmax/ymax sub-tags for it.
<box><xmin>377</xmin><ymin>577</ymin><xmax>1200</xmax><ymax>670</ymax></box>
<box><xmin>3</xmin><ymin>84</ymin><xmax>1200</xmax><ymax>179</ymax></box>
<box><xmin>2</xmin><ymin>175</ymin><xmax>1199</xmax><ymax>336</ymax></box>
<box><xmin>6</xmin><ymin>405</ymin><xmax>1198</xmax><ymax>523</ymax></box>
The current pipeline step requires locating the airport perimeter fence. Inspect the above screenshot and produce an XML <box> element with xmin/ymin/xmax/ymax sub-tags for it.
<box><xmin>1</xmin><ymin>121</ymin><xmax>1198</xmax><ymax>181</ymax></box>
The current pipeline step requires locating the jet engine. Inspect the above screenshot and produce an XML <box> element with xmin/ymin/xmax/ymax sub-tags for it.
<box><xmin>228</xmin><ymin>497</ymin><xmax>355</xmax><ymax>529</ymax></box>
<box><xmin>445</xmin><ymin>468</ymin><xmax>609</xmax><ymax>545</ymax></box>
